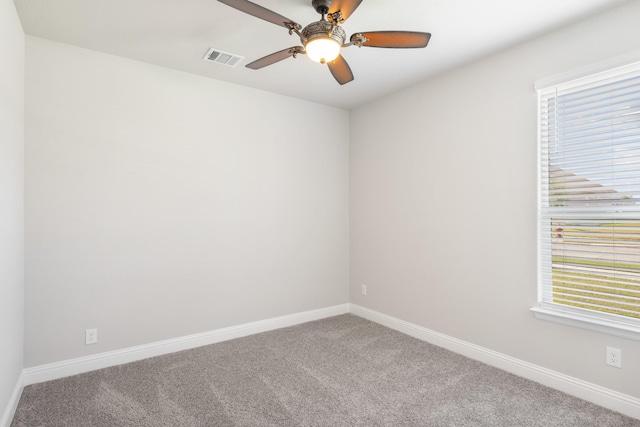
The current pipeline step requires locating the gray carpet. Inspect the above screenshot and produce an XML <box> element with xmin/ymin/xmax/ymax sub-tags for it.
<box><xmin>11</xmin><ymin>314</ymin><xmax>640</xmax><ymax>426</ymax></box>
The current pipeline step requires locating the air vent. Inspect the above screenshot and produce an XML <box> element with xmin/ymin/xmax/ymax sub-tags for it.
<box><xmin>203</xmin><ymin>48</ymin><xmax>243</xmax><ymax>67</ymax></box>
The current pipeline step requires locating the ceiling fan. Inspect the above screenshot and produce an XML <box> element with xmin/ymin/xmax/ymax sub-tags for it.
<box><xmin>217</xmin><ymin>0</ymin><xmax>431</xmax><ymax>85</ymax></box>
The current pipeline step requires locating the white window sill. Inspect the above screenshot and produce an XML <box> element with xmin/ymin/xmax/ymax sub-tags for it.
<box><xmin>531</xmin><ymin>307</ymin><xmax>640</xmax><ymax>342</ymax></box>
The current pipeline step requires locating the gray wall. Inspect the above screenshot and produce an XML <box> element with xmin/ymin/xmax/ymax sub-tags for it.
<box><xmin>24</xmin><ymin>37</ymin><xmax>350</xmax><ymax>367</ymax></box>
<box><xmin>350</xmin><ymin>0</ymin><xmax>640</xmax><ymax>399</ymax></box>
<box><xmin>0</xmin><ymin>0</ymin><xmax>24</xmax><ymax>418</ymax></box>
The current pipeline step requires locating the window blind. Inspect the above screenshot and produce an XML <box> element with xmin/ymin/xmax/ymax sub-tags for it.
<box><xmin>539</xmin><ymin>62</ymin><xmax>640</xmax><ymax>324</ymax></box>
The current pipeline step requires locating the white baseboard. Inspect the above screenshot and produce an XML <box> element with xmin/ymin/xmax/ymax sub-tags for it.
<box><xmin>0</xmin><ymin>371</ymin><xmax>24</xmax><ymax>427</ymax></box>
<box><xmin>23</xmin><ymin>304</ymin><xmax>350</xmax><ymax>387</ymax></box>
<box><xmin>13</xmin><ymin>303</ymin><xmax>640</xmax><ymax>423</ymax></box>
<box><xmin>350</xmin><ymin>304</ymin><xmax>640</xmax><ymax>420</ymax></box>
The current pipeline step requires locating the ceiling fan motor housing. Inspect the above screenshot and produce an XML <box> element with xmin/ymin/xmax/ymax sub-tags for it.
<box><xmin>301</xmin><ymin>20</ymin><xmax>346</xmax><ymax>46</ymax></box>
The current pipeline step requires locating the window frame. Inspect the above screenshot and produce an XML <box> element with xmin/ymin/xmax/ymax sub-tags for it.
<box><xmin>533</xmin><ymin>51</ymin><xmax>640</xmax><ymax>341</ymax></box>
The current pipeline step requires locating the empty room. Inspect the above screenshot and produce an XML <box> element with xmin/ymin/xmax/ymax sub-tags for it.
<box><xmin>2</xmin><ymin>0</ymin><xmax>640</xmax><ymax>425</ymax></box>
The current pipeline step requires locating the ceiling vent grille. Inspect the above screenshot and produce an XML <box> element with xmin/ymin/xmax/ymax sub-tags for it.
<box><xmin>203</xmin><ymin>48</ymin><xmax>243</xmax><ymax>67</ymax></box>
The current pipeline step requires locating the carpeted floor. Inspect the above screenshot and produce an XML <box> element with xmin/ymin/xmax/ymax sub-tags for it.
<box><xmin>11</xmin><ymin>314</ymin><xmax>640</xmax><ymax>426</ymax></box>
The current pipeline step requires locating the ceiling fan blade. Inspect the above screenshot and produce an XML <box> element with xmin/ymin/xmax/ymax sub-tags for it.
<box><xmin>328</xmin><ymin>0</ymin><xmax>363</xmax><ymax>23</ymax></box>
<box><xmin>327</xmin><ymin>54</ymin><xmax>354</xmax><ymax>85</ymax></box>
<box><xmin>217</xmin><ymin>0</ymin><xmax>300</xmax><ymax>30</ymax></box>
<box><xmin>357</xmin><ymin>31</ymin><xmax>431</xmax><ymax>48</ymax></box>
<box><xmin>245</xmin><ymin>47</ymin><xmax>303</xmax><ymax>69</ymax></box>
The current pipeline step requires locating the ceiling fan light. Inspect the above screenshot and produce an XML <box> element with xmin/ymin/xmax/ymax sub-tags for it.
<box><xmin>305</xmin><ymin>37</ymin><xmax>341</xmax><ymax>63</ymax></box>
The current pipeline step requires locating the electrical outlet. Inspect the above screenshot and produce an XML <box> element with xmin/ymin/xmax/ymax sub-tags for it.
<box><xmin>85</xmin><ymin>328</ymin><xmax>98</xmax><ymax>345</ymax></box>
<box><xmin>606</xmin><ymin>346</ymin><xmax>621</xmax><ymax>368</ymax></box>
<box><xmin>361</xmin><ymin>284</ymin><xmax>367</xmax><ymax>295</ymax></box>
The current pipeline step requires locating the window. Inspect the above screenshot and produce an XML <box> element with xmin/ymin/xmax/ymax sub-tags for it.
<box><xmin>534</xmin><ymin>59</ymin><xmax>640</xmax><ymax>340</ymax></box>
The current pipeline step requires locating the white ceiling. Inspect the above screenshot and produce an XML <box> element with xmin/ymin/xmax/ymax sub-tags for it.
<box><xmin>14</xmin><ymin>0</ymin><xmax>630</xmax><ymax>110</ymax></box>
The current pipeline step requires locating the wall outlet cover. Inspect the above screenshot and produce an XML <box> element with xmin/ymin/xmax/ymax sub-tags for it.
<box><xmin>606</xmin><ymin>346</ymin><xmax>621</xmax><ymax>368</ymax></box>
<box><xmin>86</xmin><ymin>328</ymin><xmax>98</xmax><ymax>345</ymax></box>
